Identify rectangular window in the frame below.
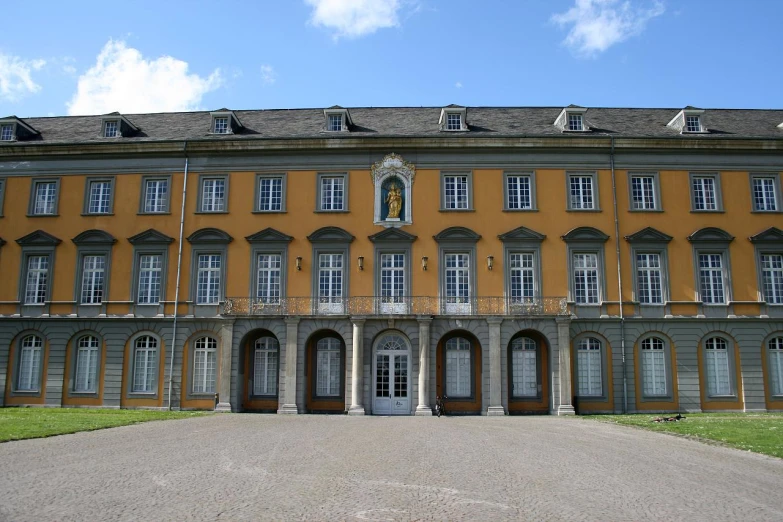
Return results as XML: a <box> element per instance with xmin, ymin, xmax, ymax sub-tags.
<box><xmin>200</xmin><ymin>178</ymin><xmax>226</xmax><ymax>212</ymax></box>
<box><xmin>705</xmin><ymin>343</ymin><xmax>731</xmax><ymax>396</ymax></box>
<box><xmin>256</xmin><ymin>254</ymin><xmax>282</xmax><ymax>304</ymax></box>
<box><xmin>631</xmin><ymin>175</ymin><xmax>656</xmax><ymax>210</ymax></box>
<box><xmin>691</xmin><ymin>175</ymin><xmax>718</xmax><ymax>211</ymax></box>
<box><xmin>133</xmin><ymin>345</ymin><xmax>156</xmax><ymax>393</ymax></box>
<box><xmin>752</xmin><ymin>176</ymin><xmax>778</xmax><ymax>211</ymax></box>
<box><xmin>577</xmin><ymin>340</ymin><xmax>602</xmax><ymax>397</ymax></box>
<box><xmin>446</xmin><ymin>113</ymin><xmax>462</xmax><ymax>130</ymax></box>
<box><xmin>444</xmin><ymin>175</ymin><xmax>469</xmax><ymax>209</ymax></box>
<box><xmin>328</xmin><ymin>114</ymin><xmax>342</xmax><ymax>131</ymax></box>
<box><xmin>196</xmin><ymin>254</ymin><xmax>222</xmax><ymax>304</ymax></box>
<box><xmin>137</xmin><ymin>254</ymin><xmax>163</xmax><ymax>304</ymax></box>
<box><xmin>320</xmin><ymin>176</ymin><xmax>345</xmax><ymax>211</ymax></box>
<box><xmin>569</xmin><ymin>175</ymin><xmax>595</xmax><ymax>210</ymax></box>
<box><xmin>87</xmin><ymin>180</ymin><xmax>112</xmax><ymax>214</ymax></box>
<box><xmin>258</xmin><ymin>176</ymin><xmax>283</xmax><ymax>211</ymax></box>
<box><xmin>192</xmin><ymin>339</ymin><xmax>217</xmax><ymax>394</ymax></box>
<box><xmin>445</xmin><ymin>253</ymin><xmax>471</xmax><ymax>313</ymax></box>
<box><xmin>254</xmin><ymin>340</ymin><xmax>278</xmax><ymax>396</ymax></box>
<box><xmin>685</xmin><ymin>115</ymin><xmax>702</xmax><ymax>132</ymax></box>
<box><xmin>1</xmin><ymin>124</ymin><xmax>14</xmax><ymax>141</ymax></box>
<box><xmin>380</xmin><ymin>253</ymin><xmax>405</xmax><ymax>313</ymax></box>
<box><xmin>17</xmin><ymin>337</ymin><xmax>42</xmax><ymax>391</ymax></box>
<box><xmin>318</xmin><ymin>254</ymin><xmax>343</xmax><ymax>313</ymax></box>
<box><xmin>642</xmin><ymin>345</ymin><xmax>667</xmax><ymax>396</ymax></box>
<box><xmin>573</xmin><ymin>253</ymin><xmax>599</xmax><ymax>304</ymax></box>
<box><xmin>446</xmin><ymin>338</ymin><xmax>471</xmax><ymax>397</ymax></box>
<box><xmin>316</xmin><ymin>344</ymin><xmax>341</xmax><ymax>396</ymax></box>
<box><xmin>33</xmin><ymin>181</ymin><xmax>57</xmax><ymax>215</ymax></box>
<box><xmin>103</xmin><ymin>120</ymin><xmax>119</xmax><ymax>137</ymax></box>
<box><xmin>143</xmin><ymin>178</ymin><xmax>169</xmax><ymax>213</ymax></box>
<box><xmin>24</xmin><ymin>256</ymin><xmax>49</xmax><ymax>305</ymax></box>
<box><xmin>213</xmin><ymin>117</ymin><xmax>229</xmax><ymax>134</ymax></box>
<box><xmin>699</xmin><ymin>254</ymin><xmax>726</xmax><ymax>304</ymax></box>
<box><xmin>75</xmin><ymin>337</ymin><xmax>100</xmax><ymax>393</ymax></box>
<box><xmin>506</xmin><ymin>175</ymin><xmax>532</xmax><ymax>210</ymax></box>
<box><xmin>636</xmin><ymin>253</ymin><xmax>663</xmax><ymax>304</ymax></box>
<box><xmin>761</xmin><ymin>254</ymin><xmax>783</xmax><ymax>304</ymax></box>
<box><xmin>80</xmin><ymin>255</ymin><xmax>106</xmax><ymax>304</ymax></box>
<box><xmin>509</xmin><ymin>253</ymin><xmax>535</xmax><ymax>302</ymax></box>
<box><xmin>568</xmin><ymin>113</ymin><xmax>583</xmax><ymax>131</ymax></box>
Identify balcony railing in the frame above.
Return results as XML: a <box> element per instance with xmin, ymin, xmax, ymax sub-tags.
<box><xmin>220</xmin><ymin>296</ymin><xmax>568</xmax><ymax>317</ymax></box>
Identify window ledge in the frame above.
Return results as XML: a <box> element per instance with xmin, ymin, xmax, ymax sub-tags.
<box><xmin>137</xmin><ymin>212</ymin><xmax>172</xmax><ymax>216</ymax></box>
<box><xmin>502</xmin><ymin>208</ymin><xmax>538</xmax><ymax>212</ymax></box>
<box><xmin>751</xmin><ymin>210</ymin><xmax>782</xmax><ymax>214</ymax></box>
<box><xmin>706</xmin><ymin>395</ymin><xmax>738</xmax><ymax>400</ymax></box>
<box><xmin>26</xmin><ymin>214</ymin><xmax>59</xmax><ymax>218</ymax></box>
<box><xmin>81</xmin><ymin>213</ymin><xmax>115</xmax><ymax>217</ymax></box>
<box><xmin>194</xmin><ymin>210</ymin><xmax>229</xmax><ymax>215</ymax></box>
<box><xmin>314</xmin><ymin>209</ymin><xmax>349</xmax><ymax>213</ymax></box>
<box><xmin>11</xmin><ymin>390</ymin><xmax>41</xmax><ymax>395</ymax></box>
<box><xmin>565</xmin><ymin>209</ymin><xmax>601</xmax><ymax>213</ymax></box>
<box><xmin>70</xmin><ymin>391</ymin><xmax>99</xmax><ymax>396</ymax></box>
<box><xmin>438</xmin><ymin>208</ymin><xmax>475</xmax><ymax>213</ymax></box>
<box><xmin>689</xmin><ymin>210</ymin><xmax>725</xmax><ymax>213</ymax></box>
<box><xmin>128</xmin><ymin>392</ymin><xmax>157</xmax><ymax>398</ymax></box>
<box><xmin>628</xmin><ymin>209</ymin><xmax>664</xmax><ymax>213</ymax></box>
<box><xmin>252</xmin><ymin>210</ymin><xmax>287</xmax><ymax>214</ymax></box>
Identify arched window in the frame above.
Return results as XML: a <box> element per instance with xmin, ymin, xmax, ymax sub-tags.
<box><xmin>17</xmin><ymin>335</ymin><xmax>43</xmax><ymax>391</ymax></box>
<box><xmin>316</xmin><ymin>337</ymin><xmax>341</xmax><ymax>397</ymax></box>
<box><xmin>768</xmin><ymin>337</ymin><xmax>783</xmax><ymax>396</ymax></box>
<box><xmin>446</xmin><ymin>337</ymin><xmax>472</xmax><ymax>397</ymax></box>
<box><xmin>254</xmin><ymin>337</ymin><xmax>279</xmax><ymax>396</ymax></box>
<box><xmin>577</xmin><ymin>337</ymin><xmax>602</xmax><ymax>397</ymax></box>
<box><xmin>133</xmin><ymin>336</ymin><xmax>157</xmax><ymax>393</ymax></box>
<box><xmin>193</xmin><ymin>337</ymin><xmax>217</xmax><ymax>394</ymax></box>
<box><xmin>704</xmin><ymin>337</ymin><xmax>730</xmax><ymax>396</ymax></box>
<box><xmin>640</xmin><ymin>337</ymin><xmax>667</xmax><ymax>397</ymax></box>
<box><xmin>75</xmin><ymin>335</ymin><xmax>100</xmax><ymax>393</ymax></box>
<box><xmin>511</xmin><ymin>337</ymin><xmax>537</xmax><ymax>398</ymax></box>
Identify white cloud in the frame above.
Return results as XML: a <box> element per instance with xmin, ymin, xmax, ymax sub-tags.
<box><xmin>260</xmin><ymin>65</ymin><xmax>277</xmax><ymax>85</ymax></box>
<box><xmin>0</xmin><ymin>53</ymin><xmax>46</xmax><ymax>102</ymax></box>
<box><xmin>66</xmin><ymin>40</ymin><xmax>223</xmax><ymax>115</ymax></box>
<box><xmin>551</xmin><ymin>0</ymin><xmax>664</xmax><ymax>57</ymax></box>
<box><xmin>455</xmin><ymin>81</ymin><xmax>462</xmax><ymax>89</ymax></box>
<box><xmin>305</xmin><ymin>0</ymin><xmax>401</xmax><ymax>39</ymax></box>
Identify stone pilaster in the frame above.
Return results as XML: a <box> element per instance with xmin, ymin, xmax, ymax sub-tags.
<box><xmin>278</xmin><ymin>317</ymin><xmax>300</xmax><ymax>414</ymax></box>
<box><xmin>486</xmin><ymin>317</ymin><xmax>505</xmax><ymax>415</ymax></box>
<box><xmin>415</xmin><ymin>316</ymin><xmax>433</xmax><ymax>415</ymax></box>
<box><xmin>348</xmin><ymin>318</ymin><xmax>366</xmax><ymax>415</ymax></box>
<box><xmin>556</xmin><ymin>316</ymin><xmax>575</xmax><ymax>415</ymax></box>
<box><xmin>215</xmin><ymin>320</ymin><xmax>234</xmax><ymax>412</ymax></box>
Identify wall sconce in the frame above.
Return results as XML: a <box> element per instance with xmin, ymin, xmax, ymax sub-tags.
<box><xmin>421</xmin><ymin>256</ymin><xmax>428</xmax><ymax>271</ymax></box>
<box><xmin>357</xmin><ymin>256</ymin><xmax>364</xmax><ymax>271</ymax></box>
<box><xmin>487</xmin><ymin>255</ymin><xmax>494</xmax><ymax>271</ymax></box>
<box><xmin>295</xmin><ymin>256</ymin><xmax>302</xmax><ymax>271</ymax></box>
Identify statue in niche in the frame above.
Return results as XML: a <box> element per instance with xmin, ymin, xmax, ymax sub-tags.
<box><xmin>385</xmin><ymin>182</ymin><xmax>403</xmax><ymax>219</ymax></box>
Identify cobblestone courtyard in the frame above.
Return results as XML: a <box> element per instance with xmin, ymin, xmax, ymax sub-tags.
<box><xmin>1</xmin><ymin>415</ymin><xmax>781</xmax><ymax>521</ymax></box>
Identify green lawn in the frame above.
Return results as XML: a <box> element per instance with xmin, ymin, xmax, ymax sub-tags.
<box><xmin>0</xmin><ymin>408</ymin><xmax>207</xmax><ymax>442</ymax></box>
<box><xmin>588</xmin><ymin>413</ymin><xmax>783</xmax><ymax>459</ymax></box>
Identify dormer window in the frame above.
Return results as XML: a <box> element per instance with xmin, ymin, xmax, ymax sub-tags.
<box><xmin>323</xmin><ymin>106</ymin><xmax>351</xmax><ymax>132</ymax></box>
<box><xmin>439</xmin><ymin>105</ymin><xmax>468</xmax><ymax>132</ymax></box>
<box><xmin>0</xmin><ymin>124</ymin><xmax>13</xmax><ymax>141</ymax></box>
<box><xmin>103</xmin><ymin>120</ymin><xmax>119</xmax><ymax>138</ymax></box>
<box><xmin>568</xmin><ymin>113</ymin><xmax>584</xmax><ymax>131</ymax></box>
<box><xmin>213</xmin><ymin>117</ymin><xmax>229</xmax><ymax>134</ymax></box>
<box><xmin>555</xmin><ymin>106</ymin><xmax>589</xmax><ymax>132</ymax></box>
<box><xmin>209</xmin><ymin>110</ymin><xmax>243</xmax><ymax>135</ymax></box>
<box><xmin>685</xmin><ymin>115</ymin><xmax>702</xmax><ymax>133</ymax></box>
<box><xmin>667</xmin><ymin>107</ymin><xmax>707</xmax><ymax>134</ymax></box>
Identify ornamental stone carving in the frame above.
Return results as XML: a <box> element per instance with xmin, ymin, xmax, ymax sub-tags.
<box><xmin>371</xmin><ymin>153</ymin><xmax>415</xmax><ymax>227</ymax></box>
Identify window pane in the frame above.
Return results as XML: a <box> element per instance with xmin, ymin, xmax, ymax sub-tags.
<box><xmin>201</xmin><ymin>178</ymin><xmax>225</xmax><ymax>212</ymax></box>
<box><xmin>577</xmin><ymin>338</ymin><xmax>602</xmax><ymax>396</ymax></box>
<box><xmin>17</xmin><ymin>335</ymin><xmax>43</xmax><ymax>391</ymax></box>
<box><xmin>573</xmin><ymin>253</ymin><xmax>599</xmax><ymax>304</ymax></box>
<box><xmin>80</xmin><ymin>255</ymin><xmax>106</xmax><ymax>304</ymax></box>
<box><xmin>636</xmin><ymin>253</ymin><xmax>663</xmax><ymax>304</ymax></box>
<box><xmin>446</xmin><ymin>337</ymin><xmax>471</xmax><ymax>397</ymax></box>
<box><xmin>444</xmin><ymin>176</ymin><xmax>468</xmax><ymax>209</ymax></box>
<box><xmin>138</xmin><ymin>254</ymin><xmax>163</xmax><ymax>304</ymax></box>
<box><xmin>254</xmin><ymin>337</ymin><xmax>279</xmax><ymax>395</ymax></box>
<box><xmin>753</xmin><ymin>177</ymin><xmax>777</xmax><ymax>211</ymax></box>
<box><xmin>75</xmin><ymin>336</ymin><xmax>100</xmax><ymax>393</ymax></box>
<box><xmin>196</xmin><ymin>254</ymin><xmax>222</xmax><ymax>304</ymax></box>
<box><xmin>316</xmin><ymin>338</ymin><xmax>341</xmax><ymax>396</ymax></box>
<box><xmin>506</xmin><ymin>175</ymin><xmax>531</xmax><ymax>209</ymax></box>
<box><xmin>133</xmin><ymin>336</ymin><xmax>157</xmax><ymax>393</ymax></box>
<box><xmin>569</xmin><ymin>176</ymin><xmax>594</xmax><ymax>209</ymax></box>
<box><xmin>193</xmin><ymin>337</ymin><xmax>217</xmax><ymax>394</ymax></box>
<box><xmin>511</xmin><ymin>337</ymin><xmax>537</xmax><ymax>397</ymax></box>
<box><xmin>256</xmin><ymin>254</ymin><xmax>282</xmax><ymax>303</ymax></box>
<box><xmin>34</xmin><ymin>182</ymin><xmax>57</xmax><ymax>214</ymax></box>
<box><xmin>320</xmin><ymin>177</ymin><xmax>344</xmax><ymax>210</ymax></box>
<box><xmin>641</xmin><ymin>338</ymin><xmax>667</xmax><ymax>396</ymax></box>
<box><xmin>699</xmin><ymin>253</ymin><xmax>725</xmax><ymax>304</ymax></box>
<box><xmin>25</xmin><ymin>255</ymin><xmax>49</xmax><ymax>304</ymax></box>
<box><xmin>258</xmin><ymin>177</ymin><xmax>283</xmax><ymax>211</ymax></box>
<box><xmin>692</xmin><ymin>176</ymin><xmax>717</xmax><ymax>210</ymax></box>
<box><xmin>770</xmin><ymin>338</ymin><xmax>783</xmax><ymax>396</ymax></box>
<box><xmin>761</xmin><ymin>254</ymin><xmax>783</xmax><ymax>304</ymax></box>
<box><xmin>88</xmin><ymin>181</ymin><xmax>112</xmax><ymax>213</ymax></box>
<box><xmin>144</xmin><ymin>180</ymin><xmax>168</xmax><ymax>212</ymax></box>
<box><xmin>705</xmin><ymin>338</ymin><xmax>731</xmax><ymax>396</ymax></box>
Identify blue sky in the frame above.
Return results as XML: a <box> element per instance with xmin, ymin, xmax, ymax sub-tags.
<box><xmin>1</xmin><ymin>0</ymin><xmax>781</xmax><ymax>117</ymax></box>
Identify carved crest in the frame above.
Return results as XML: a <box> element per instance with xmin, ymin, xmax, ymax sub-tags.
<box><xmin>370</xmin><ymin>153</ymin><xmax>415</xmax><ymax>185</ymax></box>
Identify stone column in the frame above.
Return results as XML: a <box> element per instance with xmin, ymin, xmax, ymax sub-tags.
<box><xmin>348</xmin><ymin>318</ymin><xmax>365</xmax><ymax>415</ymax></box>
<box><xmin>278</xmin><ymin>317</ymin><xmax>300</xmax><ymax>414</ymax></box>
<box><xmin>486</xmin><ymin>317</ymin><xmax>505</xmax><ymax>415</ymax></box>
<box><xmin>556</xmin><ymin>316</ymin><xmax>575</xmax><ymax>415</ymax></box>
<box><xmin>215</xmin><ymin>320</ymin><xmax>234</xmax><ymax>412</ymax></box>
<box><xmin>415</xmin><ymin>317</ymin><xmax>433</xmax><ymax>415</ymax></box>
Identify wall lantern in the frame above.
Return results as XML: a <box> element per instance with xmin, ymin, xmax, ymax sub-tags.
<box><xmin>295</xmin><ymin>256</ymin><xmax>302</xmax><ymax>271</ymax></box>
<box><xmin>421</xmin><ymin>256</ymin><xmax>428</xmax><ymax>271</ymax></box>
<box><xmin>487</xmin><ymin>255</ymin><xmax>494</xmax><ymax>271</ymax></box>
<box><xmin>357</xmin><ymin>256</ymin><xmax>364</xmax><ymax>271</ymax></box>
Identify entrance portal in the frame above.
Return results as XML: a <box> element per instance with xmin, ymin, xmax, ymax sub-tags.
<box><xmin>372</xmin><ymin>333</ymin><xmax>411</xmax><ymax>415</ymax></box>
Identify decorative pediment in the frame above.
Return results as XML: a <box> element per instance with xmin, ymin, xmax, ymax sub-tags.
<box><xmin>245</xmin><ymin>228</ymin><xmax>293</xmax><ymax>243</ymax></box>
<box><xmin>749</xmin><ymin>227</ymin><xmax>783</xmax><ymax>243</ymax></box>
<box><xmin>369</xmin><ymin>228</ymin><xmax>418</xmax><ymax>243</ymax></box>
<box><xmin>187</xmin><ymin>228</ymin><xmax>233</xmax><ymax>244</ymax></box>
<box><xmin>370</xmin><ymin>153</ymin><xmax>416</xmax><ymax>185</ymax></box>
<box><xmin>498</xmin><ymin>226</ymin><xmax>546</xmax><ymax>243</ymax></box>
<box><xmin>624</xmin><ymin>227</ymin><xmax>673</xmax><ymax>243</ymax></box>
<box><xmin>72</xmin><ymin>229</ymin><xmax>117</xmax><ymax>245</ymax></box>
<box><xmin>307</xmin><ymin>226</ymin><xmax>354</xmax><ymax>243</ymax></box>
<box><xmin>687</xmin><ymin>227</ymin><xmax>734</xmax><ymax>243</ymax></box>
<box><xmin>433</xmin><ymin>226</ymin><xmax>481</xmax><ymax>243</ymax></box>
<box><xmin>128</xmin><ymin>229</ymin><xmax>175</xmax><ymax>245</ymax></box>
<box><xmin>16</xmin><ymin>230</ymin><xmax>62</xmax><ymax>246</ymax></box>
<box><xmin>561</xmin><ymin>227</ymin><xmax>609</xmax><ymax>242</ymax></box>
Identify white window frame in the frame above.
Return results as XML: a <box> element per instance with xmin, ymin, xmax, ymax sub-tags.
<box><xmin>768</xmin><ymin>337</ymin><xmax>783</xmax><ymax>397</ymax></box>
<box><xmin>196</xmin><ymin>254</ymin><xmax>222</xmax><ymax>305</ymax></box>
<box><xmin>318</xmin><ymin>174</ymin><xmax>347</xmax><ymax>212</ymax></box>
<box><xmin>86</xmin><ymin>179</ymin><xmax>113</xmax><ymax>214</ymax></box>
<box><xmin>253</xmin><ymin>337</ymin><xmax>279</xmax><ymax>396</ymax></box>
<box><xmin>256</xmin><ymin>253</ymin><xmax>282</xmax><ymax>304</ymax></box>
<box><xmin>17</xmin><ymin>335</ymin><xmax>43</xmax><ymax>392</ymax></box>
<box><xmin>32</xmin><ymin>180</ymin><xmax>58</xmax><ymax>215</ymax></box>
<box><xmin>504</xmin><ymin>173</ymin><xmax>536</xmax><ymax>211</ymax></box>
<box><xmin>760</xmin><ymin>253</ymin><xmax>783</xmax><ymax>305</ymax></box>
<box><xmin>568</xmin><ymin>113</ymin><xmax>584</xmax><ymax>131</ymax></box>
<box><xmin>445</xmin><ymin>337</ymin><xmax>472</xmax><ymax>398</ymax></box>
<box><xmin>316</xmin><ymin>337</ymin><xmax>342</xmax><ymax>397</ymax></box>
<box><xmin>192</xmin><ymin>337</ymin><xmax>217</xmax><ymax>394</ymax></box>
<box><xmin>137</xmin><ymin>254</ymin><xmax>163</xmax><ymax>304</ymax></box>
<box><xmin>317</xmin><ymin>253</ymin><xmax>344</xmax><ymax>314</ymax></box>
<box><xmin>441</xmin><ymin>173</ymin><xmax>472</xmax><ymax>210</ymax></box>
<box><xmin>141</xmin><ymin>177</ymin><xmax>170</xmax><ymax>214</ymax></box>
<box><xmin>704</xmin><ymin>337</ymin><xmax>731</xmax><ymax>397</ymax></box>
<box><xmin>256</xmin><ymin>175</ymin><xmax>284</xmax><ymax>212</ymax></box>
<box><xmin>629</xmin><ymin>173</ymin><xmax>659</xmax><ymax>211</ymax></box>
<box><xmin>74</xmin><ymin>335</ymin><xmax>100</xmax><ymax>393</ymax></box>
<box><xmin>213</xmin><ymin>117</ymin><xmax>229</xmax><ymax>134</ymax></box>
<box><xmin>576</xmin><ymin>337</ymin><xmax>603</xmax><ymax>397</ymax></box>
<box><xmin>0</xmin><ymin>124</ymin><xmax>14</xmax><ymax>141</ymax></box>
<box><xmin>509</xmin><ymin>252</ymin><xmax>536</xmax><ymax>303</ymax></box>
<box><xmin>103</xmin><ymin>120</ymin><xmax>119</xmax><ymax>138</ymax></box>
<box><xmin>640</xmin><ymin>337</ymin><xmax>668</xmax><ymax>398</ymax></box>
<box><xmin>80</xmin><ymin>255</ymin><xmax>106</xmax><ymax>305</ymax></box>
<box><xmin>750</xmin><ymin>174</ymin><xmax>781</xmax><ymax>212</ymax></box>
<box><xmin>685</xmin><ymin>115</ymin><xmax>702</xmax><ymax>133</ymax></box>
<box><xmin>24</xmin><ymin>255</ymin><xmax>50</xmax><ymax>305</ymax></box>
<box><xmin>132</xmin><ymin>336</ymin><xmax>157</xmax><ymax>393</ymax></box>
<box><xmin>567</xmin><ymin>172</ymin><xmax>598</xmax><ymax>210</ymax></box>
<box><xmin>199</xmin><ymin>177</ymin><xmax>226</xmax><ymax>213</ymax></box>
<box><xmin>510</xmin><ymin>337</ymin><xmax>538</xmax><ymax>398</ymax></box>
<box><xmin>690</xmin><ymin>173</ymin><xmax>722</xmax><ymax>212</ymax></box>
<box><xmin>698</xmin><ymin>253</ymin><xmax>727</xmax><ymax>304</ymax></box>
<box><xmin>444</xmin><ymin>252</ymin><xmax>471</xmax><ymax>314</ymax></box>
<box><xmin>379</xmin><ymin>253</ymin><xmax>406</xmax><ymax>314</ymax></box>
<box><xmin>636</xmin><ymin>252</ymin><xmax>664</xmax><ymax>305</ymax></box>
<box><xmin>572</xmin><ymin>253</ymin><xmax>600</xmax><ymax>304</ymax></box>
<box><xmin>446</xmin><ymin>113</ymin><xmax>462</xmax><ymax>131</ymax></box>
<box><xmin>327</xmin><ymin>114</ymin><xmax>343</xmax><ymax>132</ymax></box>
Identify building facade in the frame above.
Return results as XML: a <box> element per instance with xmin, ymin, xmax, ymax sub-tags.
<box><xmin>1</xmin><ymin>105</ymin><xmax>782</xmax><ymax>415</ymax></box>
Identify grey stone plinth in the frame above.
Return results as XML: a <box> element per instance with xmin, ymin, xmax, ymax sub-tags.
<box><xmin>487</xmin><ymin>406</ymin><xmax>506</xmax><ymax>416</ymax></box>
<box><xmin>277</xmin><ymin>404</ymin><xmax>299</xmax><ymax>414</ymax></box>
<box><xmin>214</xmin><ymin>402</ymin><xmax>232</xmax><ymax>412</ymax></box>
<box><xmin>415</xmin><ymin>406</ymin><xmax>433</xmax><ymax>416</ymax></box>
<box><xmin>347</xmin><ymin>406</ymin><xmax>366</xmax><ymax>416</ymax></box>
<box><xmin>557</xmin><ymin>405</ymin><xmax>576</xmax><ymax>416</ymax></box>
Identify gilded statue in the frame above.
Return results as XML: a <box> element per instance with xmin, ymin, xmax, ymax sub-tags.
<box><xmin>386</xmin><ymin>182</ymin><xmax>402</xmax><ymax>219</ymax></box>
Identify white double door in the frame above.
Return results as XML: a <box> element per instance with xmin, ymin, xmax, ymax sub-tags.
<box><xmin>373</xmin><ymin>349</ymin><xmax>410</xmax><ymax>415</ymax></box>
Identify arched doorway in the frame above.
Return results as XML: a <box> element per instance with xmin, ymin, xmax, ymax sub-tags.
<box><xmin>305</xmin><ymin>330</ymin><xmax>346</xmax><ymax>413</ymax></box>
<box><xmin>372</xmin><ymin>332</ymin><xmax>412</xmax><ymax>415</ymax></box>
<box><xmin>241</xmin><ymin>329</ymin><xmax>280</xmax><ymax>412</ymax></box>
<box><xmin>436</xmin><ymin>331</ymin><xmax>482</xmax><ymax>414</ymax></box>
<box><xmin>507</xmin><ymin>330</ymin><xmax>549</xmax><ymax>414</ymax></box>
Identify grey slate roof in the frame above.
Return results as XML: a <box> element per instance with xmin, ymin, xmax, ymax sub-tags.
<box><xmin>3</xmin><ymin>107</ymin><xmax>783</xmax><ymax>146</ymax></box>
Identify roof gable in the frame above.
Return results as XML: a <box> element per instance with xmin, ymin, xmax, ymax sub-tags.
<box><xmin>368</xmin><ymin>228</ymin><xmax>418</xmax><ymax>243</ymax></box>
<box><xmin>307</xmin><ymin>226</ymin><xmax>354</xmax><ymax>243</ymax></box>
<box><xmin>128</xmin><ymin>229</ymin><xmax>175</xmax><ymax>245</ymax></box>
<box><xmin>561</xmin><ymin>227</ymin><xmax>609</xmax><ymax>242</ymax></box>
<box><xmin>498</xmin><ymin>226</ymin><xmax>546</xmax><ymax>242</ymax></box>
<box><xmin>187</xmin><ymin>228</ymin><xmax>233</xmax><ymax>244</ymax></box>
<box><xmin>624</xmin><ymin>227</ymin><xmax>673</xmax><ymax>243</ymax></box>
<box><xmin>749</xmin><ymin>227</ymin><xmax>783</xmax><ymax>243</ymax></box>
<box><xmin>16</xmin><ymin>230</ymin><xmax>62</xmax><ymax>246</ymax></box>
<box><xmin>245</xmin><ymin>228</ymin><xmax>293</xmax><ymax>243</ymax></box>
<box><xmin>687</xmin><ymin>227</ymin><xmax>734</xmax><ymax>243</ymax></box>
<box><xmin>72</xmin><ymin>229</ymin><xmax>117</xmax><ymax>245</ymax></box>
<box><xmin>433</xmin><ymin>226</ymin><xmax>481</xmax><ymax>242</ymax></box>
